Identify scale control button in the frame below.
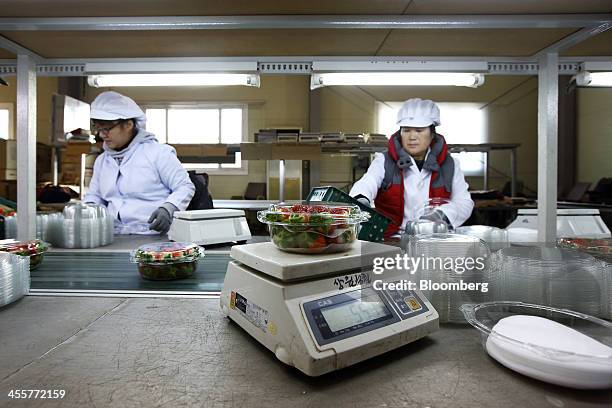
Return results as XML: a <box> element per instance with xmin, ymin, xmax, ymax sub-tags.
<box><xmin>405</xmin><ymin>297</ymin><xmax>422</xmax><ymax>311</ymax></box>
<box><xmin>397</xmin><ymin>302</ymin><xmax>411</xmax><ymax>314</ymax></box>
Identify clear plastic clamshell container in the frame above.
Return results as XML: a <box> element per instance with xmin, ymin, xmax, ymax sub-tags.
<box><xmin>454</xmin><ymin>225</ymin><xmax>509</xmax><ymax>252</ymax></box>
<box><xmin>60</xmin><ymin>202</ymin><xmax>114</xmax><ymax>248</ymax></box>
<box><xmin>0</xmin><ymin>239</ymin><xmax>49</xmax><ymax>270</ymax></box>
<box><xmin>257</xmin><ymin>202</ymin><xmax>369</xmax><ymax>254</ymax></box>
<box><xmin>461</xmin><ymin>301</ymin><xmax>612</xmax><ymax>389</ymax></box>
<box><xmin>557</xmin><ymin>238</ymin><xmax>612</xmax><ymax>263</ymax></box>
<box><xmin>0</xmin><ymin>251</ymin><xmax>30</xmax><ymax>308</ymax></box>
<box><xmin>131</xmin><ymin>242</ymin><xmax>202</xmax><ymax>281</ymax></box>
<box><xmin>489</xmin><ymin>246</ymin><xmax>610</xmax><ymax>319</ymax></box>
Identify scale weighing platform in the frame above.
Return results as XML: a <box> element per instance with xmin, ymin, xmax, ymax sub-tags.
<box><xmin>220</xmin><ymin>241</ymin><xmax>439</xmax><ymax>376</ymax></box>
<box><xmin>507</xmin><ymin>208</ymin><xmax>611</xmax><ymax>239</ymax></box>
<box><xmin>168</xmin><ymin>209</ymin><xmax>252</xmax><ymax>245</ymax></box>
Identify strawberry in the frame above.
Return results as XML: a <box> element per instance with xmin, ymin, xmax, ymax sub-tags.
<box><xmin>329</xmin><ymin>207</ymin><xmax>349</xmax><ymax>215</ymax></box>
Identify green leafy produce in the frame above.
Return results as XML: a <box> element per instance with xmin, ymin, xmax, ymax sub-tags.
<box><xmin>138</xmin><ymin>261</ymin><xmax>197</xmax><ymax>281</ymax></box>
<box><xmin>0</xmin><ymin>239</ymin><xmax>48</xmax><ymax>270</ymax></box>
<box><xmin>260</xmin><ymin>203</ymin><xmax>364</xmax><ymax>254</ymax></box>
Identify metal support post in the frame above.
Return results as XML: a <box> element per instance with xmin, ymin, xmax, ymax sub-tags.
<box><xmin>16</xmin><ymin>54</ymin><xmax>37</xmax><ymax>241</ymax></box>
<box><xmin>510</xmin><ymin>148</ymin><xmax>517</xmax><ymax>197</ymax></box>
<box><xmin>279</xmin><ymin>159</ymin><xmax>285</xmax><ymax>203</ymax></box>
<box><xmin>537</xmin><ymin>52</ymin><xmax>559</xmax><ymax>243</ymax></box>
<box><xmin>483</xmin><ymin>150</ymin><xmax>489</xmax><ymax>190</ymax></box>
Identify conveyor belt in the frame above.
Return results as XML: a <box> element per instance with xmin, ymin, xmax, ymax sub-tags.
<box><xmin>29</xmin><ymin>251</ymin><xmax>231</xmax><ymax>298</ymax></box>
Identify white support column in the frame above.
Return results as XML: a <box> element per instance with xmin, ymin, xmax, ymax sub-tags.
<box><xmin>16</xmin><ymin>54</ymin><xmax>37</xmax><ymax>241</ymax></box>
<box><xmin>537</xmin><ymin>52</ymin><xmax>558</xmax><ymax>243</ymax></box>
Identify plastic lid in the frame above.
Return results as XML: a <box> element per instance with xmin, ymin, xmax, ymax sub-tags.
<box><xmin>0</xmin><ymin>239</ymin><xmax>49</xmax><ymax>256</ymax></box>
<box><xmin>131</xmin><ymin>242</ymin><xmax>202</xmax><ymax>264</ymax></box>
<box><xmin>63</xmin><ymin>202</ymin><xmax>110</xmax><ymax>220</ymax></box>
<box><xmin>257</xmin><ymin>202</ymin><xmax>369</xmax><ymax>226</ymax></box>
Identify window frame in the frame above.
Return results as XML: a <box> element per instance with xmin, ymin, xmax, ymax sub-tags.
<box><xmin>142</xmin><ymin>102</ymin><xmax>249</xmax><ymax>176</ymax></box>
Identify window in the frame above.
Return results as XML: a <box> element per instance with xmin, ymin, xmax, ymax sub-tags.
<box><xmin>144</xmin><ymin>104</ymin><xmax>247</xmax><ymax>174</ymax></box>
<box><xmin>0</xmin><ymin>103</ymin><xmax>14</xmax><ymax>140</ymax></box>
<box><xmin>376</xmin><ymin>102</ymin><xmax>486</xmax><ymax>175</ymax></box>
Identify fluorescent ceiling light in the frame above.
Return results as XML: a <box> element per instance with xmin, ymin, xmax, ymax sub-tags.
<box><xmin>575</xmin><ymin>71</ymin><xmax>612</xmax><ymax>87</ymax></box>
<box><xmin>88</xmin><ymin>73</ymin><xmax>260</xmax><ymax>88</ymax></box>
<box><xmin>310</xmin><ymin>72</ymin><xmax>485</xmax><ymax>89</ymax></box>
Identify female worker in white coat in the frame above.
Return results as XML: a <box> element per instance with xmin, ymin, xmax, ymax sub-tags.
<box><xmin>84</xmin><ymin>91</ymin><xmax>195</xmax><ymax>235</ymax></box>
<box><xmin>350</xmin><ymin>98</ymin><xmax>473</xmax><ymax>238</ymax></box>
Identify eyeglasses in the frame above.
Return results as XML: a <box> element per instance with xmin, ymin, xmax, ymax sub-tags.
<box><xmin>91</xmin><ymin>120</ymin><xmax>123</xmax><ymax>135</ymax></box>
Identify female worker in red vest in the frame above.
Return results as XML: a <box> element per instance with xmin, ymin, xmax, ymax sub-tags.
<box><xmin>350</xmin><ymin>98</ymin><xmax>474</xmax><ymax>238</ymax></box>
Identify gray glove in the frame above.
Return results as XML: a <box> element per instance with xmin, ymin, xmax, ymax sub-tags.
<box><xmin>148</xmin><ymin>202</ymin><xmax>178</xmax><ymax>234</ymax></box>
<box><xmin>419</xmin><ymin>208</ymin><xmax>447</xmax><ymax>224</ymax></box>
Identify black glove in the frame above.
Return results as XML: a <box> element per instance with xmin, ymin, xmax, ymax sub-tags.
<box><xmin>148</xmin><ymin>203</ymin><xmax>178</xmax><ymax>234</ymax></box>
<box><xmin>353</xmin><ymin>194</ymin><xmax>371</xmax><ymax>207</ymax></box>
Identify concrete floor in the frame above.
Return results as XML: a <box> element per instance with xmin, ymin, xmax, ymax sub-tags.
<box><xmin>1</xmin><ymin>296</ymin><xmax>611</xmax><ymax>408</ymax></box>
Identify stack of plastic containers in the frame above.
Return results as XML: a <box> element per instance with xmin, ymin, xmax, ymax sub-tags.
<box><xmin>36</xmin><ymin>213</ymin><xmax>64</xmax><ymax>242</ymax></box>
<box><xmin>407</xmin><ymin>233</ymin><xmax>492</xmax><ymax>323</ymax></box>
<box><xmin>57</xmin><ymin>203</ymin><xmax>114</xmax><ymax>248</ymax></box>
<box><xmin>489</xmin><ymin>246</ymin><xmax>610</xmax><ymax>319</ymax></box>
<box><xmin>3</xmin><ymin>205</ymin><xmax>113</xmax><ymax>248</ymax></box>
<box><xmin>0</xmin><ymin>252</ymin><xmax>30</xmax><ymax>308</ymax></box>
<box><xmin>454</xmin><ymin>226</ymin><xmax>509</xmax><ymax>252</ymax></box>
<box><xmin>3</xmin><ymin>213</ymin><xmax>64</xmax><ymax>242</ymax></box>
<box><xmin>3</xmin><ymin>214</ymin><xmax>17</xmax><ymax>239</ymax></box>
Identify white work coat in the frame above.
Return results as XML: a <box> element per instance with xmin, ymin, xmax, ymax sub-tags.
<box><xmin>349</xmin><ymin>151</ymin><xmax>474</xmax><ymax>230</ymax></box>
<box><xmin>84</xmin><ymin>139</ymin><xmax>195</xmax><ymax>235</ymax></box>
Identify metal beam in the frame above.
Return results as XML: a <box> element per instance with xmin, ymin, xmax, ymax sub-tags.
<box><xmin>533</xmin><ymin>23</ymin><xmax>612</xmax><ymax>57</ymax></box>
<box><xmin>537</xmin><ymin>52</ymin><xmax>559</xmax><ymax>244</ymax></box>
<box><xmin>0</xmin><ymin>56</ymin><xmax>598</xmax><ymax>76</ymax></box>
<box><xmin>0</xmin><ymin>14</ymin><xmax>610</xmax><ymax>31</ymax></box>
<box><xmin>16</xmin><ymin>54</ymin><xmax>37</xmax><ymax>241</ymax></box>
<box><xmin>0</xmin><ymin>35</ymin><xmax>43</xmax><ymax>62</ymax></box>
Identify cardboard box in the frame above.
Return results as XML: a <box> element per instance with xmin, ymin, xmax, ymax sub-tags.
<box><xmin>0</xmin><ymin>169</ymin><xmax>16</xmax><ymax>181</ymax></box>
<box><xmin>0</xmin><ymin>180</ymin><xmax>17</xmax><ymax>201</ymax></box>
<box><xmin>62</xmin><ymin>142</ymin><xmax>94</xmax><ymax>164</ymax></box>
<box><xmin>0</xmin><ymin>139</ymin><xmax>17</xmax><ymax>170</ymax></box>
<box><xmin>37</xmin><ymin>143</ymin><xmax>53</xmax><ymax>178</ymax></box>
<box><xmin>60</xmin><ymin>163</ymin><xmax>79</xmax><ymax>185</ymax></box>
<box><xmin>0</xmin><ymin>142</ymin><xmax>54</xmax><ymax>182</ymax></box>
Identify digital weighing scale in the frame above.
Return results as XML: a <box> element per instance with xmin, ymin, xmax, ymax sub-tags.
<box><xmin>220</xmin><ymin>241</ymin><xmax>439</xmax><ymax>376</ymax></box>
<box><xmin>506</xmin><ymin>208</ymin><xmax>611</xmax><ymax>239</ymax></box>
<box><xmin>168</xmin><ymin>209</ymin><xmax>252</xmax><ymax>245</ymax></box>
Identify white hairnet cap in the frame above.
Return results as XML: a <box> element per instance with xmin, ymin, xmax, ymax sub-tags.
<box><xmin>396</xmin><ymin>98</ymin><xmax>441</xmax><ymax>127</ymax></box>
<box><xmin>90</xmin><ymin>91</ymin><xmax>146</xmax><ymax>128</ymax></box>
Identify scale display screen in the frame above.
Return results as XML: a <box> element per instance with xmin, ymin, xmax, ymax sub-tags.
<box><xmin>308</xmin><ymin>187</ymin><xmax>328</xmax><ymax>202</ymax></box>
<box><xmin>302</xmin><ymin>288</ymin><xmax>400</xmax><ymax>346</ymax></box>
<box><xmin>321</xmin><ymin>297</ymin><xmax>389</xmax><ymax>332</ymax></box>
